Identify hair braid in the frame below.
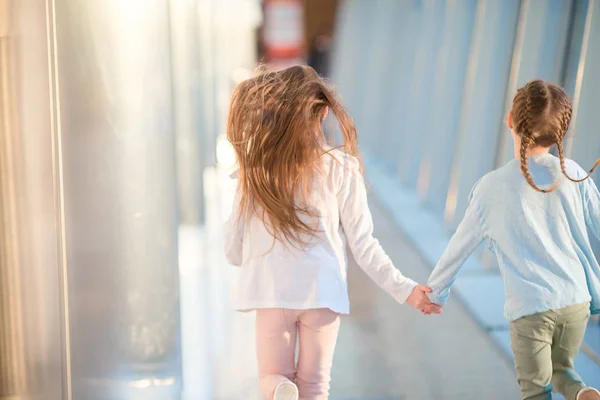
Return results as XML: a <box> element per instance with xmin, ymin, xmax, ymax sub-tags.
<box><xmin>553</xmin><ymin>104</ymin><xmax>600</xmax><ymax>183</ymax></box>
<box><xmin>521</xmin><ymin>94</ymin><xmax>549</xmax><ymax>192</ymax></box>
<box><xmin>518</xmin><ymin>88</ymin><xmax>562</xmax><ymax>193</ymax></box>
<box><xmin>519</xmin><ymin>136</ymin><xmax>542</xmax><ymax>192</ymax></box>
<box><xmin>555</xmin><ymin>105</ymin><xmax>576</xmax><ymax>179</ymax></box>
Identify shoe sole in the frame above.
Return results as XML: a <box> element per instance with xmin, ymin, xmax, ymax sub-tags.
<box><xmin>273</xmin><ymin>382</ymin><xmax>298</xmax><ymax>400</ymax></box>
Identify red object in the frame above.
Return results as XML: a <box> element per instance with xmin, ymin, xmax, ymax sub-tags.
<box><xmin>262</xmin><ymin>0</ymin><xmax>305</xmax><ymax>62</ymax></box>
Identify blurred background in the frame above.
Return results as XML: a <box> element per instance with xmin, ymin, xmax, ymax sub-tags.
<box><xmin>1</xmin><ymin>0</ymin><xmax>600</xmax><ymax>399</ymax></box>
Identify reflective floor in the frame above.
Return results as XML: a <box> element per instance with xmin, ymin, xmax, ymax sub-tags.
<box><xmin>179</xmin><ymin>166</ymin><xmax>521</xmax><ymax>400</ymax></box>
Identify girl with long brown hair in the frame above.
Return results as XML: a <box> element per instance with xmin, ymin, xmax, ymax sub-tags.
<box><xmin>427</xmin><ymin>80</ymin><xmax>600</xmax><ymax>400</ymax></box>
<box><xmin>224</xmin><ymin>65</ymin><xmax>440</xmax><ymax>400</ymax></box>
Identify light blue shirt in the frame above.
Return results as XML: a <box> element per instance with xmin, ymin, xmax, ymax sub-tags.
<box><xmin>428</xmin><ymin>153</ymin><xmax>600</xmax><ymax>321</ymax></box>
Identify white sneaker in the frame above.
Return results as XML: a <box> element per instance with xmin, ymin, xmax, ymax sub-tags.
<box><xmin>272</xmin><ymin>380</ymin><xmax>299</xmax><ymax>400</ymax></box>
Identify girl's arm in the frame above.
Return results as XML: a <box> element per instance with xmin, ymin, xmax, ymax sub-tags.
<box><xmin>427</xmin><ymin>188</ymin><xmax>485</xmax><ymax>306</ymax></box>
<box><xmin>338</xmin><ymin>159</ymin><xmax>418</xmax><ymax>304</ymax></box>
<box><xmin>582</xmin><ymin>177</ymin><xmax>600</xmax><ymax>314</ymax></box>
<box><xmin>224</xmin><ymin>189</ymin><xmax>244</xmax><ymax>266</ymax></box>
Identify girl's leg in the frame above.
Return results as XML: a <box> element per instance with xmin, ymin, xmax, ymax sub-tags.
<box><xmin>256</xmin><ymin>308</ymin><xmax>299</xmax><ymax>400</ymax></box>
<box><xmin>296</xmin><ymin>308</ymin><xmax>340</xmax><ymax>400</ymax></box>
<box><xmin>551</xmin><ymin>303</ymin><xmax>591</xmax><ymax>400</ymax></box>
<box><xmin>509</xmin><ymin>312</ymin><xmax>555</xmax><ymax>400</ymax></box>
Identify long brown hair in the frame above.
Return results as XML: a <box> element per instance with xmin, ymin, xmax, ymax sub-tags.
<box><xmin>227</xmin><ymin>65</ymin><xmax>361</xmax><ymax>246</ymax></box>
<box><xmin>511</xmin><ymin>79</ymin><xmax>600</xmax><ymax>193</ymax></box>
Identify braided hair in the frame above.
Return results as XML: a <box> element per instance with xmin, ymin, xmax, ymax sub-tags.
<box><xmin>511</xmin><ymin>80</ymin><xmax>600</xmax><ymax>193</ymax></box>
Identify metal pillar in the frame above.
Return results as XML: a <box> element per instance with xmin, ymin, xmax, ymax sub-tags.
<box><xmin>0</xmin><ymin>3</ymin><xmax>41</xmax><ymax>397</ymax></box>
<box><xmin>170</xmin><ymin>0</ymin><xmax>205</xmax><ymax>225</ymax></box>
<box><xmin>1</xmin><ymin>0</ymin><xmax>65</xmax><ymax>399</ymax></box>
<box><xmin>49</xmin><ymin>0</ymin><xmax>181</xmax><ymax>398</ymax></box>
<box><xmin>198</xmin><ymin>0</ymin><xmax>217</xmax><ymax>168</ymax></box>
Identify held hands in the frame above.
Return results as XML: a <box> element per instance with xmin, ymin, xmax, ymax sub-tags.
<box><xmin>406</xmin><ymin>284</ymin><xmax>443</xmax><ymax>315</ymax></box>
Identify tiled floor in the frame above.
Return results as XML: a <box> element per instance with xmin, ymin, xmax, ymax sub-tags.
<box><xmin>180</xmin><ymin>166</ymin><xmax>522</xmax><ymax>399</ymax></box>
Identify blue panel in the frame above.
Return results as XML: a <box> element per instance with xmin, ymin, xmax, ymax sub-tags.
<box><xmin>569</xmin><ymin>0</ymin><xmax>600</xmax><ymax>260</ymax></box>
<box><xmin>330</xmin><ymin>0</ymin><xmax>356</xmax><ymax>94</ymax></box>
<box><xmin>366</xmin><ymin>1</ymin><xmax>417</xmax><ymax>159</ymax></box>
<box><xmin>329</xmin><ymin>0</ymin><xmax>358</xmax><ymax>146</ymax></box>
<box><xmin>444</xmin><ymin>0</ymin><xmax>521</xmax><ymax>229</ymax></box>
<box><xmin>345</xmin><ymin>2</ymin><xmax>378</xmax><ymax>125</ymax></box>
<box><xmin>397</xmin><ymin>0</ymin><xmax>446</xmax><ymax>188</ymax></box>
<box><xmin>418</xmin><ymin>0</ymin><xmax>478</xmax><ymax>216</ymax></box>
<box><xmin>516</xmin><ymin>0</ymin><xmax>572</xmax><ymax>85</ymax></box>
<box><xmin>569</xmin><ymin>1</ymin><xmax>600</xmax><ymax>172</ymax></box>
<box><xmin>332</xmin><ymin>0</ymin><xmax>370</xmax><ymax>116</ymax></box>
<box><xmin>496</xmin><ymin>0</ymin><xmax>573</xmax><ymax>166</ymax></box>
<box><xmin>357</xmin><ymin>1</ymin><xmax>403</xmax><ymax>153</ymax></box>
<box><xmin>562</xmin><ymin>0</ymin><xmax>590</xmax><ymax>96</ymax></box>
<box><xmin>378</xmin><ymin>1</ymin><xmax>423</xmax><ymax>174</ymax></box>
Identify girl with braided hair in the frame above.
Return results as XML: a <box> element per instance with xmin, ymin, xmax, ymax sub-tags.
<box><xmin>426</xmin><ymin>80</ymin><xmax>600</xmax><ymax>400</ymax></box>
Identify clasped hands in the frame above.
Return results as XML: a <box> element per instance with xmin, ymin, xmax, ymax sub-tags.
<box><xmin>406</xmin><ymin>284</ymin><xmax>443</xmax><ymax>315</ymax></box>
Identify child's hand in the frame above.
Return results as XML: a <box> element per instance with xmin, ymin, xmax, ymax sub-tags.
<box><xmin>406</xmin><ymin>284</ymin><xmax>442</xmax><ymax>314</ymax></box>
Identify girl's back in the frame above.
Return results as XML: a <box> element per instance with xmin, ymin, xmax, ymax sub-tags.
<box><xmin>427</xmin><ymin>79</ymin><xmax>600</xmax><ymax>322</ymax></box>
<box><xmin>227</xmin><ymin>150</ymin><xmax>359</xmax><ymax>313</ymax></box>
<box><xmin>472</xmin><ymin>154</ymin><xmax>600</xmax><ymax>320</ymax></box>
<box><xmin>224</xmin><ymin>65</ymin><xmax>425</xmax><ymax>317</ymax></box>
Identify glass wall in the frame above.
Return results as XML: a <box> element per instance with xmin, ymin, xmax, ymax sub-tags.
<box><xmin>333</xmin><ymin>0</ymin><xmax>600</xmax><ymax>233</ymax></box>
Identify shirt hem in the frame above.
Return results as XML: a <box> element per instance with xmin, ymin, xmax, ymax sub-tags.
<box><xmin>505</xmin><ymin>295</ymin><xmax>592</xmax><ymax>321</ymax></box>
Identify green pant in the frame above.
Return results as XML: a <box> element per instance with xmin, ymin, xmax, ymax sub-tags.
<box><xmin>510</xmin><ymin>302</ymin><xmax>591</xmax><ymax>400</ymax></box>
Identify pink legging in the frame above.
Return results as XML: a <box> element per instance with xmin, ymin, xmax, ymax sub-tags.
<box><xmin>256</xmin><ymin>308</ymin><xmax>340</xmax><ymax>400</ymax></box>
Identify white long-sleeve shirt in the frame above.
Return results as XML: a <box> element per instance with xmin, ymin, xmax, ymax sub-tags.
<box><xmin>224</xmin><ymin>149</ymin><xmax>417</xmax><ymax>314</ymax></box>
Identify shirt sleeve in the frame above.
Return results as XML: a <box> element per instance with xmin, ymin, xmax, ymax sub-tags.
<box><xmin>338</xmin><ymin>158</ymin><xmax>417</xmax><ymax>304</ymax></box>
<box><xmin>582</xmin><ymin>177</ymin><xmax>600</xmax><ymax>315</ymax></box>
<box><xmin>583</xmin><ymin>177</ymin><xmax>600</xmax><ymax>242</ymax></box>
<box><xmin>224</xmin><ymin>189</ymin><xmax>244</xmax><ymax>266</ymax></box>
<box><xmin>427</xmin><ymin>184</ymin><xmax>485</xmax><ymax>305</ymax></box>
